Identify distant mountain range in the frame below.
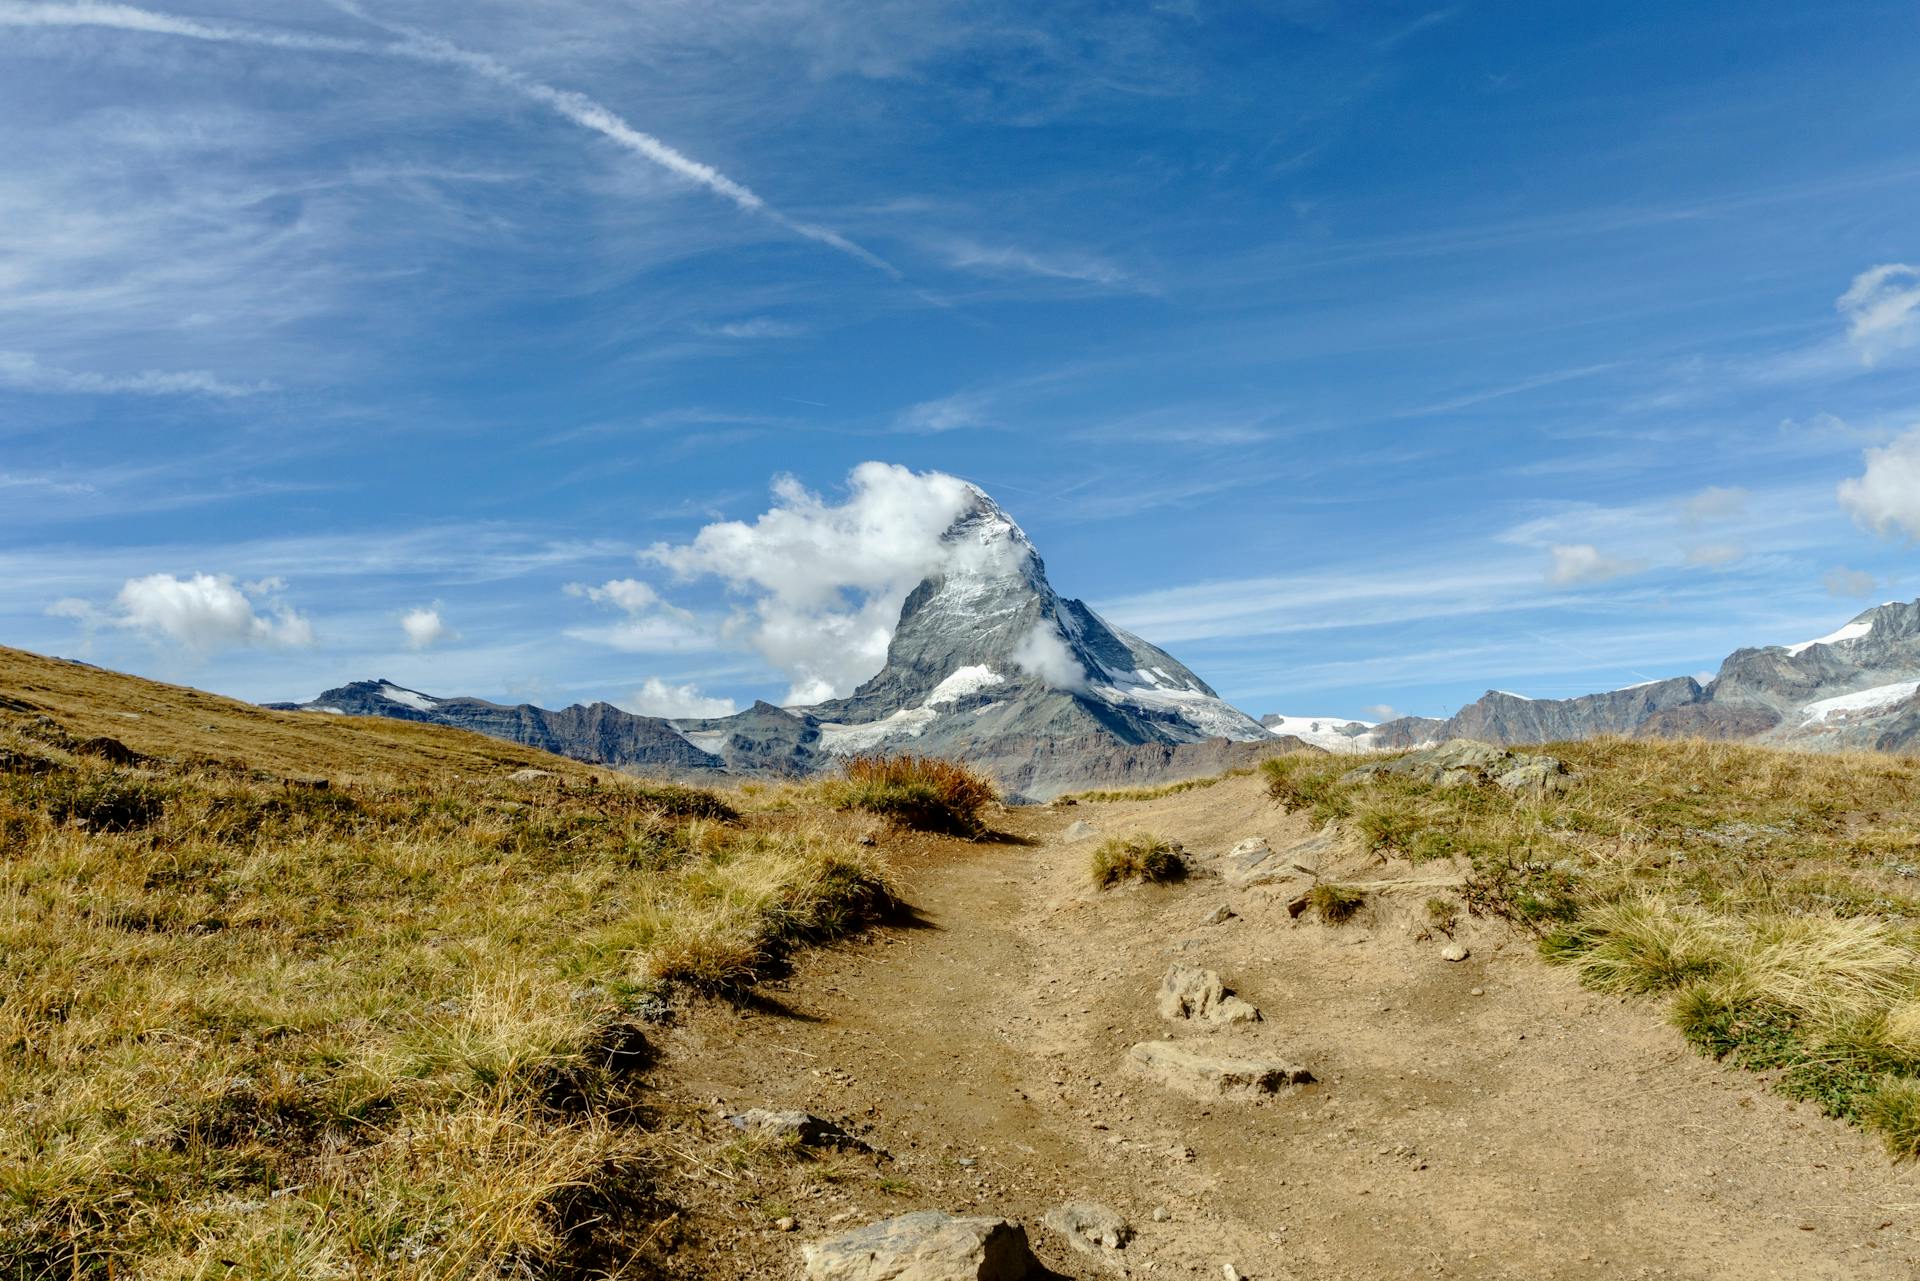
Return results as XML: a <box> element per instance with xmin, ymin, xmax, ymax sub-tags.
<box><xmin>1338</xmin><ymin>599</ymin><xmax>1920</xmax><ymax>754</ymax></box>
<box><xmin>269</xmin><ymin>485</ymin><xmax>1920</xmax><ymax>789</ymax></box>
<box><xmin>269</xmin><ymin>486</ymin><xmax>1304</xmax><ymax>799</ymax></box>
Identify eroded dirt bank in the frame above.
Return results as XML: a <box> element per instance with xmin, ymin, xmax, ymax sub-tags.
<box><xmin>647</xmin><ymin>774</ymin><xmax>1920</xmax><ymax>1279</ymax></box>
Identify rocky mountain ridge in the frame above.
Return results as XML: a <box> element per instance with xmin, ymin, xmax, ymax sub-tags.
<box><xmin>1365</xmin><ymin>600</ymin><xmax>1920</xmax><ymax>753</ymax></box>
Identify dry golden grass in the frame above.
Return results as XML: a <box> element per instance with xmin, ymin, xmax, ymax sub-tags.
<box><xmin>821</xmin><ymin>753</ymin><xmax>998</xmax><ymax>836</ymax></box>
<box><xmin>1088</xmin><ymin>833</ymin><xmax>1187</xmax><ymax>887</ymax></box>
<box><xmin>0</xmin><ymin>664</ymin><xmax>895</xmax><ymax>1278</ymax></box>
<box><xmin>1263</xmin><ymin>736</ymin><xmax>1920</xmax><ymax>1155</ymax></box>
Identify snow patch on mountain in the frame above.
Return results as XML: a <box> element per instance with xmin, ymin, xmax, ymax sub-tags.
<box><xmin>1262</xmin><ymin>714</ymin><xmax>1378</xmax><ymax>753</ymax></box>
<box><xmin>379</xmin><ymin>683</ymin><xmax>437</xmax><ymax>712</ymax></box>
<box><xmin>1786</xmin><ymin>618</ymin><xmax>1875</xmax><ymax>656</ymax></box>
<box><xmin>925</xmin><ymin>665</ymin><xmax>1004</xmax><ymax>705</ymax></box>
<box><xmin>1801</xmin><ymin>680</ymin><xmax>1920</xmax><ymax>723</ymax></box>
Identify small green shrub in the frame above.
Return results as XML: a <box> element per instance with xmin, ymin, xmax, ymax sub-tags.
<box><xmin>1090</xmin><ymin>834</ymin><xmax>1187</xmax><ymax>887</ymax></box>
<box><xmin>1308</xmin><ymin>882</ymin><xmax>1366</xmax><ymax>924</ymax></box>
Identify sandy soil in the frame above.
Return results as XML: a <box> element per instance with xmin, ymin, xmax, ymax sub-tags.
<box><xmin>647</xmin><ymin>774</ymin><xmax>1920</xmax><ymax>1279</ymax></box>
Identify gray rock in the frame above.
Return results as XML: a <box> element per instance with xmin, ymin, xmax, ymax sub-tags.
<box><xmin>728</xmin><ymin>1108</ymin><xmax>862</xmax><ymax>1149</ymax></box>
<box><xmin>508</xmin><ymin>768</ymin><xmax>556</xmax><ymax>783</ymax></box>
<box><xmin>1217</xmin><ymin>835</ymin><xmax>1309</xmax><ymax>888</ymax></box>
<box><xmin>802</xmin><ymin>1211</ymin><xmax>1037</xmax><ymax>1281</ymax></box>
<box><xmin>1042</xmin><ymin>1201</ymin><xmax>1131</xmax><ymax>1255</ymax></box>
<box><xmin>1201</xmin><ymin>904</ymin><xmax>1235</xmax><ymax>926</ymax></box>
<box><xmin>1440</xmin><ymin>942</ymin><xmax>1470</xmax><ymax>962</ymax></box>
<box><xmin>1157</xmin><ymin>964</ymin><xmax>1262</xmax><ymax>1025</ymax></box>
<box><xmin>1343</xmin><ymin>739</ymin><xmax>1567</xmax><ymax>793</ymax></box>
<box><xmin>1126</xmin><ymin>1041</ymin><xmax>1312</xmax><ymax>1101</ymax></box>
<box><xmin>1064</xmin><ymin>820</ymin><xmax>1100</xmax><ymax>842</ymax></box>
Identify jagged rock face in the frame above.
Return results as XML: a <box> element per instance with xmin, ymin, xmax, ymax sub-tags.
<box><xmin>1367</xmin><ymin>600</ymin><xmax>1920</xmax><ymax>755</ymax></box>
<box><xmin>265</xmin><ymin>680</ymin><xmax>724</xmax><ymax>773</ymax></box>
<box><xmin>781</xmin><ymin>486</ymin><xmax>1273</xmax><ymax>794</ymax></box>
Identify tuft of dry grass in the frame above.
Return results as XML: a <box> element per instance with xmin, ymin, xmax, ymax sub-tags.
<box><xmin>1263</xmin><ymin>735</ymin><xmax>1920</xmax><ymax>1157</ymax></box>
<box><xmin>822</xmin><ymin>753</ymin><xmax>998</xmax><ymax>836</ymax></box>
<box><xmin>1089</xmin><ymin>833</ymin><xmax>1187</xmax><ymax>887</ymax></box>
<box><xmin>0</xmin><ymin>699</ymin><xmax>892</xmax><ymax>1277</ymax></box>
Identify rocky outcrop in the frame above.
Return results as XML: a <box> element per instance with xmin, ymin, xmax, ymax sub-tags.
<box><xmin>1157</xmin><ymin>963</ymin><xmax>1260</xmax><ymax>1025</ymax></box>
<box><xmin>265</xmin><ymin>680</ymin><xmax>724</xmax><ymax>773</ymax></box>
<box><xmin>1344</xmin><ymin>739</ymin><xmax>1569</xmax><ymax>792</ymax></box>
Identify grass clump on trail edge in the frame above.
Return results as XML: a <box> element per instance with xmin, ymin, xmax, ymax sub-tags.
<box><xmin>823</xmin><ymin>753</ymin><xmax>998</xmax><ymax>836</ymax></box>
<box><xmin>1090</xmin><ymin>833</ymin><xmax>1188</xmax><ymax>887</ymax></box>
<box><xmin>1262</xmin><ymin>739</ymin><xmax>1920</xmax><ymax>1159</ymax></box>
<box><xmin>0</xmin><ymin>711</ymin><xmax>893</xmax><ymax>1277</ymax></box>
<box><xmin>1308</xmin><ymin>882</ymin><xmax>1367</xmax><ymax>924</ymax></box>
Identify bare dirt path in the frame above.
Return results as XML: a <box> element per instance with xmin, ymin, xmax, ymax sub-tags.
<box><xmin>651</xmin><ymin>775</ymin><xmax>1920</xmax><ymax>1279</ymax></box>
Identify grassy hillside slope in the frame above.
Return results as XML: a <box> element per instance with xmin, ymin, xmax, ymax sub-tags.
<box><xmin>0</xmin><ymin>648</ymin><xmax>898</xmax><ymax>1278</ymax></box>
<box><xmin>1264</xmin><ymin>738</ymin><xmax>1920</xmax><ymax>1154</ymax></box>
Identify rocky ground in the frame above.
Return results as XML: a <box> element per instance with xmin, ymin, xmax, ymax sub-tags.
<box><xmin>645</xmin><ymin>773</ymin><xmax>1920</xmax><ymax>1280</ymax></box>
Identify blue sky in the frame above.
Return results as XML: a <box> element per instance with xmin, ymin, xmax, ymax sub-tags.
<box><xmin>4</xmin><ymin>0</ymin><xmax>1920</xmax><ymax>723</ymax></box>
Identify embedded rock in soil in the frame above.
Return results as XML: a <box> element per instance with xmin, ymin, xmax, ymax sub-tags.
<box><xmin>801</xmin><ymin>1211</ymin><xmax>1037</xmax><ymax>1281</ymax></box>
<box><xmin>729</xmin><ymin>1108</ymin><xmax>863</xmax><ymax>1149</ymax></box>
<box><xmin>1126</xmin><ymin>1041</ymin><xmax>1312</xmax><ymax>1101</ymax></box>
<box><xmin>1042</xmin><ymin>1201</ymin><xmax>1131</xmax><ymax>1256</ymax></box>
<box><xmin>1064</xmin><ymin>819</ymin><xmax>1100</xmax><ymax>841</ymax></box>
<box><xmin>1201</xmin><ymin>903</ymin><xmax>1235</xmax><ymax>926</ymax></box>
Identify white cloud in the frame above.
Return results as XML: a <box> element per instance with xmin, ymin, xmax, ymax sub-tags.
<box><xmin>563</xmin><ymin>578</ymin><xmax>709</xmax><ymax>652</ymax></box>
<box><xmin>1838</xmin><ymin>426</ymin><xmax>1920</xmax><ymax>540</ymax></box>
<box><xmin>1362</xmin><ymin>703</ymin><xmax>1398</xmax><ymax>721</ymax></box>
<box><xmin>645</xmin><ymin>462</ymin><xmax>986</xmax><ymax>702</ymax></box>
<box><xmin>622</xmin><ymin>677</ymin><xmax>737</xmax><ymax>719</ymax></box>
<box><xmin>1547</xmin><ymin>544</ymin><xmax>1644</xmax><ymax>586</ymax></box>
<box><xmin>0</xmin><ymin>350</ymin><xmax>263</xmax><ymax>398</ymax></box>
<box><xmin>1010</xmin><ymin>621</ymin><xmax>1088</xmax><ymax>692</ymax></box>
<box><xmin>401</xmin><ymin>604</ymin><xmax>455</xmax><ymax>650</ymax></box>
<box><xmin>1838</xmin><ymin>263</ymin><xmax>1920</xmax><ymax>364</ymax></box>
<box><xmin>53</xmin><ymin>571</ymin><xmax>314</xmax><ymax>653</ymax></box>
<box><xmin>1823</xmin><ymin>567</ymin><xmax>1880</xmax><ymax>598</ymax></box>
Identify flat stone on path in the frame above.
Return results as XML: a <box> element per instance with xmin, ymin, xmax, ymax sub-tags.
<box><xmin>1063</xmin><ymin>819</ymin><xmax>1100</xmax><ymax>841</ymax></box>
<box><xmin>1127</xmin><ymin>1040</ymin><xmax>1313</xmax><ymax>1101</ymax></box>
<box><xmin>801</xmin><ymin>1211</ymin><xmax>1037</xmax><ymax>1281</ymax></box>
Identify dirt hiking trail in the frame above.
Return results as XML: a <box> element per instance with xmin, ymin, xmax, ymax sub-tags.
<box><xmin>651</xmin><ymin>774</ymin><xmax>1920</xmax><ymax>1279</ymax></box>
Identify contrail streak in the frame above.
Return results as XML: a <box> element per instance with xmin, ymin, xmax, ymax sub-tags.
<box><xmin>0</xmin><ymin>1</ymin><xmax>898</xmax><ymax>275</ymax></box>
